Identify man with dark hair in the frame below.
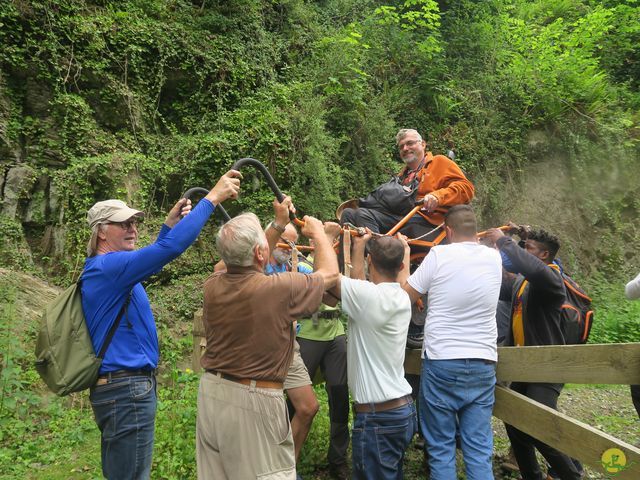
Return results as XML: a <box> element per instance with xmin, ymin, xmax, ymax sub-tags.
<box><xmin>328</xmin><ymin>232</ymin><xmax>417</xmax><ymax>480</ymax></box>
<box><xmin>402</xmin><ymin>204</ymin><xmax>502</xmax><ymax>479</ymax></box>
<box><xmin>368</xmin><ymin>235</ymin><xmax>406</xmax><ymax>276</ymax></box>
<box><xmin>485</xmin><ymin>226</ymin><xmax>583</xmax><ymax>480</ymax></box>
<box><xmin>526</xmin><ymin>229</ymin><xmax>560</xmax><ymax>261</ymax></box>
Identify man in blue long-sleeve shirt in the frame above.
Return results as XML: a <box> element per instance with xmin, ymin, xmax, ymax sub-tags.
<box><xmin>81</xmin><ymin>170</ymin><xmax>241</xmax><ymax>480</ymax></box>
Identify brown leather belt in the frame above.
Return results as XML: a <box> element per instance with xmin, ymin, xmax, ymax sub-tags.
<box><xmin>207</xmin><ymin>369</ymin><xmax>283</xmax><ymax>390</ymax></box>
<box><xmin>95</xmin><ymin>369</ymin><xmax>155</xmax><ymax>386</ymax></box>
<box><xmin>353</xmin><ymin>394</ymin><xmax>413</xmax><ymax>414</ymax></box>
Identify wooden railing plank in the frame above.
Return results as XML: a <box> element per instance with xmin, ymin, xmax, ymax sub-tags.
<box><xmin>496</xmin><ymin>343</ymin><xmax>640</xmax><ymax>384</ymax></box>
<box><xmin>404</xmin><ymin>343</ymin><xmax>640</xmax><ymax>384</ymax></box>
<box><xmin>493</xmin><ymin>385</ymin><xmax>640</xmax><ymax>479</ymax></box>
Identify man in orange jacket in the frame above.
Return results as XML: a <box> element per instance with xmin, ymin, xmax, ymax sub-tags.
<box><xmin>340</xmin><ymin>128</ymin><xmax>474</xmax><ymax>237</ymax></box>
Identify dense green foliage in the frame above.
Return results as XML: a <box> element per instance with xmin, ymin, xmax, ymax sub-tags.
<box><xmin>1</xmin><ymin>0</ymin><xmax>640</xmax><ymax>478</ymax></box>
<box><xmin>1</xmin><ymin>0</ymin><xmax>638</xmax><ymax>280</ymax></box>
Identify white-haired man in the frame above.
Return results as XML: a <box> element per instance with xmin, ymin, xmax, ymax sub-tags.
<box><xmin>267</xmin><ymin>223</ymin><xmax>350</xmax><ymax>479</ymax></box>
<box><xmin>82</xmin><ymin>170</ymin><xmax>241</xmax><ymax>480</ymax></box>
<box><xmin>196</xmin><ymin>202</ymin><xmax>339</xmax><ymax>480</ymax></box>
<box><xmin>340</xmin><ymin>128</ymin><xmax>474</xmax><ymax>237</ymax></box>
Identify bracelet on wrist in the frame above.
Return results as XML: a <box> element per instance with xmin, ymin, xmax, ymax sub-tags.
<box><xmin>269</xmin><ymin>221</ymin><xmax>286</xmax><ymax>234</ymax></box>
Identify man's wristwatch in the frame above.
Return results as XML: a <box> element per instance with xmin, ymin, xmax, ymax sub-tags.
<box><xmin>269</xmin><ymin>221</ymin><xmax>286</xmax><ymax>234</ymax></box>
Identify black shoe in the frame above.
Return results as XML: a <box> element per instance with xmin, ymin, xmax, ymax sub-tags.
<box><xmin>328</xmin><ymin>462</ymin><xmax>349</xmax><ymax>480</ymax></box>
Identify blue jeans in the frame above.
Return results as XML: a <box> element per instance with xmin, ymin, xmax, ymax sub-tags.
<box><xmin>90</xmin><ymin>375</ymin><xmax>157</xmax><ymax>480</ymax></box>
<box><xmin>420</xmin><ymin>357</ymin><xmax>496</xmax><ymax>480</ymax></box>
<box><xmin>352</xmin><ymin>401</ymin><xmax>417</xmax><ymax>480</ymax></box>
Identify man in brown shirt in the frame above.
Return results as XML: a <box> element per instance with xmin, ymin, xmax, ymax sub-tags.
<box><xmin>196</xmin><ymin>199</ymin><xmax>339</xmax><ymax>480</ymax></box>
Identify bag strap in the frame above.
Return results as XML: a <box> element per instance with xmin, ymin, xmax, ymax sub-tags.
<box><xmin>97</xmin><ymin>291</ymin><xmax>133</xmax><ymax>359</ymax></box>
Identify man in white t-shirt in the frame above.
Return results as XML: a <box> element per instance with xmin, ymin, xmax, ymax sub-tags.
<box><xmin>402</xmin><ymin>205</ymin><xmax>502</xmax><ymax>480</ymax></box>
<box><xmin>625</xmin><ymin>272</ymin><xmax>640</xmax><ymax>419</ymax></box>
<box><xmin>329</xmin><ymin>232</ymin><xmax>416</xmax><ymax>480</ymax></box>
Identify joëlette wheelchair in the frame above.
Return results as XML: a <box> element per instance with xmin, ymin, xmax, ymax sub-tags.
<box><xmin>184</xmin><ymin>158</ymin><xmax>507</xmax><ymax>349</ymax></box>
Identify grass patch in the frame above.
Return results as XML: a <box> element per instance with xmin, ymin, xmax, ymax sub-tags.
<box><xmin>587</xmin><ymin>276</ymin><xmax>640</xmax><ymax>344</ymax></box>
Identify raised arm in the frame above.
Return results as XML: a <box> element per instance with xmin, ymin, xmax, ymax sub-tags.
<box><xmin>302</xmin><ymin>216</ymin><xmax>339</xmax><ymax>290</ymax></box>
<box><xmin>395</xmin><ymin>233</ymin><xmax>411</xmax><ymax>285</ymax></box>
<box><xmin>401</xmin><ymin>282</ymin><xmax>423</xmax><ymax>305</ymax></box>
<box><xmin>163</xmin><ymin>170</ymin><xmax>240</xmax><ymax>230</ymax></box>
<box><xmin>402</xmin><ymin>248</ymin><xmax>436</xmax><ymax>305</ymax></box>
<box><xmin>205</xmin><ymin>170</ymin><xmax>243</xmax><ymax>206</ymax></box>
<box><xmin>266</xmin><ymin>195</ymin><xmax>294</xmax><ymax>255</ymax></box>
<box><xmin>350</xmin><ymin>230</ymin><xmax>372</xmax><ymax>281</ymax></box>
<box><xmin>163</xmin><ymin>199</ymin><xmax>192</xmax><ymax>229</ymax></box>
<box><xmin>102</xmin><ymin>169</ymin><xmax>242</xmax><ymax>287</ymax></box>
<box><xmin>485</xmin><ymin>228</ymin><xmax>563</xmax><ymax>302</ymax></box>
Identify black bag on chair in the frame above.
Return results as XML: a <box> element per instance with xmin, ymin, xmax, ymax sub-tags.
<box><xmin>359</xmin><ymin>176</ymin><xmax>420</xmax><ymax>216</ymax></box>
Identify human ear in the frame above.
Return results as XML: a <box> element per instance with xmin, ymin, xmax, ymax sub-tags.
<box><xmin>255</xmin><ymin>245</ymin><xmax>265</xmax><ymax>264</ymax></box>
<box><xmin>445</xmin><ymin>226</ymin><xmax>454</xmax><ymax>241</ymax></box>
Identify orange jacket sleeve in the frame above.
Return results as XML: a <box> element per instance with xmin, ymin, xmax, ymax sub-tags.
<box><xmin>417</xmin><ymin>154</ymin><xmax>474</xmax><ymax>206</ymax></box>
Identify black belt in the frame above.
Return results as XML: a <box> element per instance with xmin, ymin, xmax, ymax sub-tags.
<box><xmin>98</xmin><ymin>369</ymin><xmax>155</xmax><ymax>381</ymax></box>
<box><xmin>353</xmin><ymin>395</ymin><xmax>413</xmax><ymax>414</ymax></box>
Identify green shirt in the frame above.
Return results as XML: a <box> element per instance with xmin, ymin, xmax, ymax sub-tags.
<box><xmin>297</xmin><ymin>303</ymin><xmax>345</xmax><ymax>341</ymax></box>
<box><xmin>295</xmin><ymin>255</ymin><xmax>345</xmax><ymax>341</ymax></box>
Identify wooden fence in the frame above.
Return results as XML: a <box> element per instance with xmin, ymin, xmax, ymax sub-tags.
<box><xmin>405</xmin><ymin>343</ymin><xmax>640</xmax><ymax>479</ymax></box>
<box><xmin>192</xmin><ymin>307</ymin><xmax>639</xmax><ymax>478</ymax></box>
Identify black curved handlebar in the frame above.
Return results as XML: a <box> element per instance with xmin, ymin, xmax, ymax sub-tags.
<box><xmin>182</xmin><ymin>158</ymin><xmax>298</xmax><ymax>224</ymax></box>
<box><xmin>230</xmin><ymin>158</ymin><xmax>286</xmax><ymax>203</ymax></box>
<box><xmin>229</xmin><ymin>158</ymin><xmax>299</xmax><ymax>223</ymax></box>
<box><xmin>181</xmin><ymin>187</ymin><xmax>231</xmax><ymax>222</ymax></box>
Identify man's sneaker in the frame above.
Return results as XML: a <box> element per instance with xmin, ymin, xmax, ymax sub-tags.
<box><xmin>328</xmin><ymin>462</ymin><xmax>349</xmax><ymax>480</ymax></box>
<box><xmin>546</xmin><ymin>459</ymin><xmax>585</xmax><ymax>479</ymax></box>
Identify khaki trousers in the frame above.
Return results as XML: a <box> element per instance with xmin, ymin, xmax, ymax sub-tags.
<box><xmin>196</xmin><ymin>372</ymin><xmax>296</xmax><ymax>480</ymax></box>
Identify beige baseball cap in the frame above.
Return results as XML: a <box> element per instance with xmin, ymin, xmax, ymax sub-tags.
<box><xmin>87</xmin><ymin>199</ymin><xmax>144</xmax><ymax>228</ymax></box>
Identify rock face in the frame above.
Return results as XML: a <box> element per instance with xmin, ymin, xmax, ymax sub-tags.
<box><xmin>2</xmin><ymin>165</ymin><xmax>37</xmax><ymax>218</ymax></box>
<box><xmin>0</xmin><ymin>163</ymin><xmax>67</xmax><ymax>262</ymax></box>
<box><xmin>0</xmin><ymin>267</ymin><xmax>60</xmax><ymax>339</ymax></box>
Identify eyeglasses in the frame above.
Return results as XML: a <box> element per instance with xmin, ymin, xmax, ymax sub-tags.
<box><xmin>105</xmin><ymin>219</ymin><xmax>140</xmax><ymax>230</ymax></box>
<box><xmin>398</xmin><ymin>139</ymin><xmax>421</xmax><ymax>149</ymax></box>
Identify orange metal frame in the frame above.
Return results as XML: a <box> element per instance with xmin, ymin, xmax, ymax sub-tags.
<box><xmin>279</xmin><ymin>204</ymin><xmax>511</xmax><ymax>267</ymax></box>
